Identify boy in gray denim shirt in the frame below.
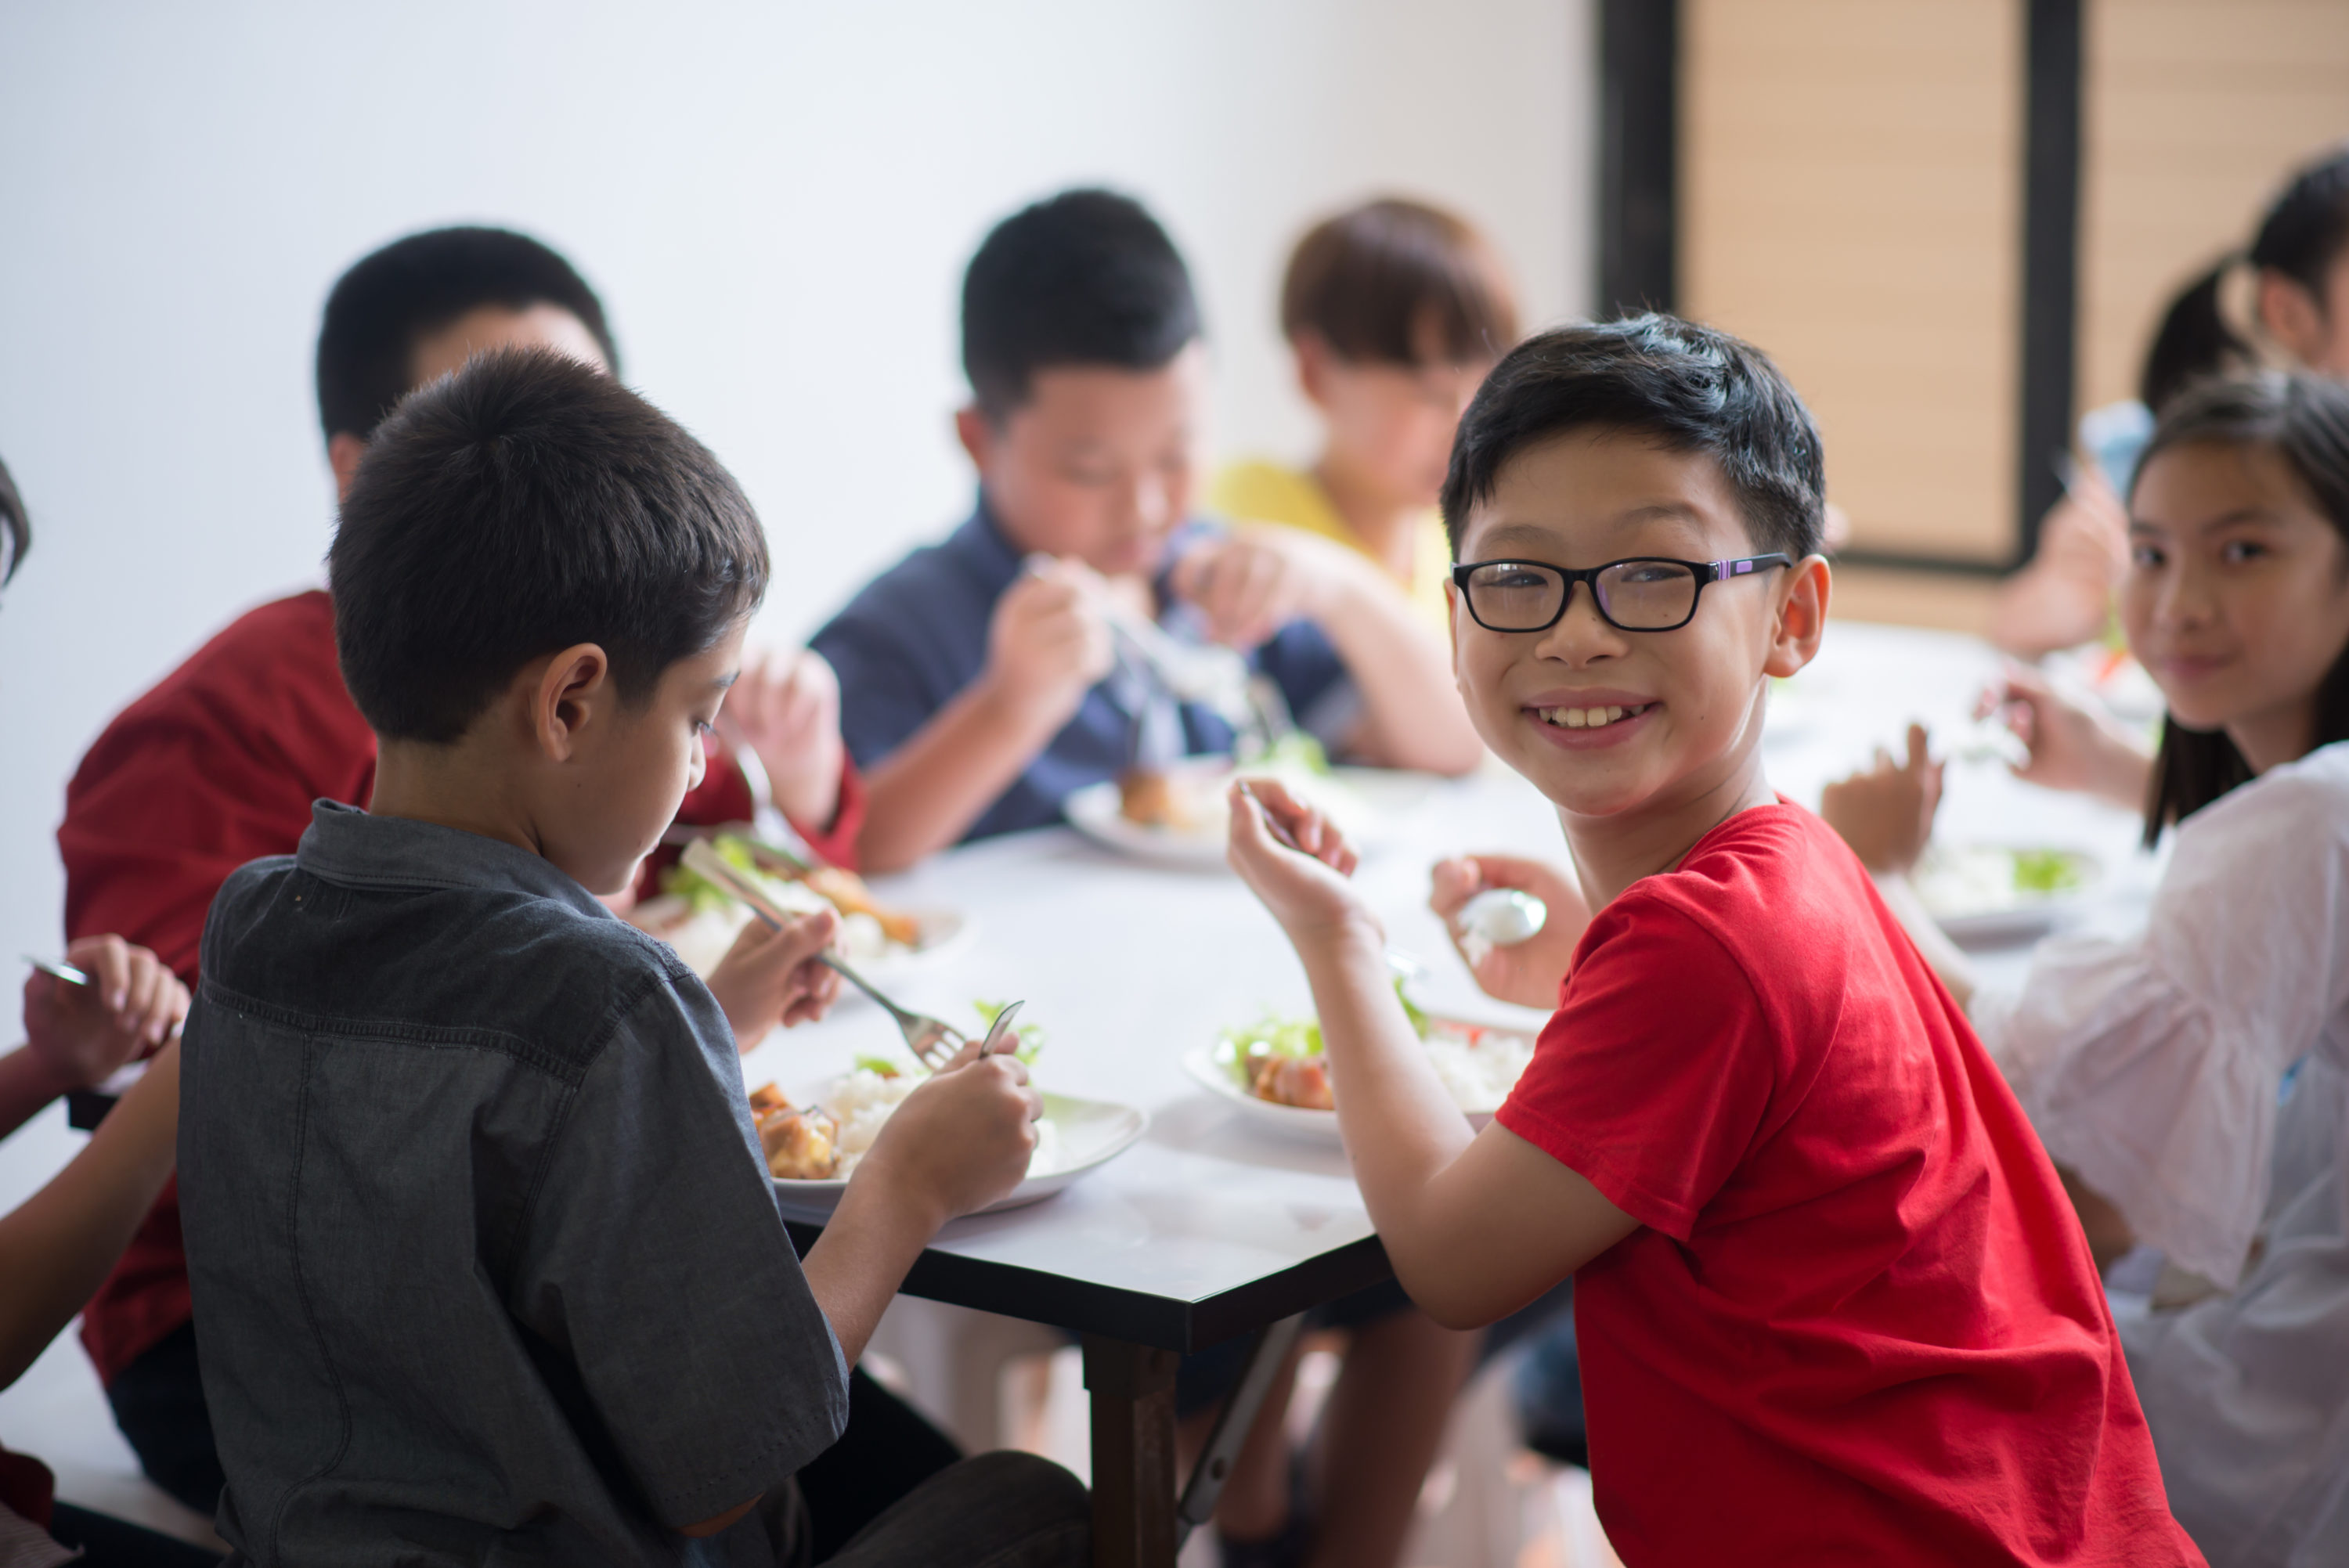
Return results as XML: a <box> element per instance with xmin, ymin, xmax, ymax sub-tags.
<box><xmin>177</xmin><ymin>348</ymin><xmax>1086</xmax><ymax>1566</ymax></box>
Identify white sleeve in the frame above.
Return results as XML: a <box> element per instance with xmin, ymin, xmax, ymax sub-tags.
<box><xmin>1989</xmin><ymin>757</ymin><xmax>2349</xmax><ymax>1285</ymax></box>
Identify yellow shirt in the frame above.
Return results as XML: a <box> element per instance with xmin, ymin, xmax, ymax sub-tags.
<box><xmin>1211</xmin><ymin>460</ymin><xmax>1455</xmax><ymax>635</ymax></box>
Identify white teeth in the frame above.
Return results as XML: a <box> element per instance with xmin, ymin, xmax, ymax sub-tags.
<box><xmin>1538</xmin><ymin>703</ymin><xmax>1647</xmax><ymax>729</ymax></box>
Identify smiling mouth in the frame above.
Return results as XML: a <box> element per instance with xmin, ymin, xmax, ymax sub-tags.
<box><xmin>1533</xmin><ymin>702</ymin><xmax>1654</xmax><ymax>730</ymax></box>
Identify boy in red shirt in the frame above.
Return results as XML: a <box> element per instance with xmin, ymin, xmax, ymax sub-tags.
<box><xmin>56</xmin><ymin>226</ymin><xmax>876</xmax><ymax>1526</ymax></box>
<box><xmin>1223</xmin><ymin>316</ymin><xmax>2203</xmax><ymax>1563</ymax></box>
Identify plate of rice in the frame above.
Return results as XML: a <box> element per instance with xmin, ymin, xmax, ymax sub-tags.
<box><xmin>749</xmin><ymin>1006</ymin><xmax>1147</xmax><ymax>1220</ymax></box>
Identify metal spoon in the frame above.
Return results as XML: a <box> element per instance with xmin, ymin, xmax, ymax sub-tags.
<box><xmin>1453</xmin><ymin>889</ymin><xmax>1548</xmax><ymax>966</ymax></box>
<box><xmin>24</xmin><ymin>955</ymin><xmax>90</xmax><ymax>987</ymax></box>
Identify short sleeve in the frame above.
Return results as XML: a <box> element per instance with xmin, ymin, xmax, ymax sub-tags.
<box><xmin>507</xmin><ymin>975</ymin><xmax>848</xmax><ymax>1527</ymax></box>
<box><xmin>813</xmin><ymin>608</ymin><xmax>950</xmax><ymax>772</ymax></box>
<box><xmin>1495</xmin><ymin>894</ymin><xmax>1777</xmax><ymax>1240</ymax></box>
<box><xmin>1983</xmin><ymin>758</ymin><xmax>2349</xmax><ymax>1285</ymax></box>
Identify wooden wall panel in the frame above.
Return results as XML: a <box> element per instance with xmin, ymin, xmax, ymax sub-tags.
<box><xmin>1683</xmin><ymin>0</ymin><xmax>2019</xmax><ymax>563</ymax></box>
<box><xmin>2077</xmin><ymin>0</ymin><xmax>2349</xmax><ymax>417</ymax></box>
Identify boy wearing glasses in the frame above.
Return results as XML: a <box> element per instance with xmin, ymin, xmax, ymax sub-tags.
<box><xmin>1221</xmin><ymin>319</ymin><xmax>2202</xmax><ymax>1562</ymax></box>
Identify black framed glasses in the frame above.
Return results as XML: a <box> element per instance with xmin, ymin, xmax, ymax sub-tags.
<box><xmin>1450</xmin><ymin>554</ymin><xmax>1794</xmax><ymax>633</ymax></box>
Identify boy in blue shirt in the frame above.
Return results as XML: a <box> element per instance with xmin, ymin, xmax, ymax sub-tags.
<box><xmin>814</xmin><ymin>189</ymin><xmax>1484</xmax><ymax>871</ymax></box>
<box><xmin>176</xmin><ymin>348</ymin><xmax>1088</xmax><ymax>1565</ymax></box>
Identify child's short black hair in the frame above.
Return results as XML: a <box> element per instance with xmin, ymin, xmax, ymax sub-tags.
<box><xmin>330</xmin><ymin>349</ymin><xmax>767</xmax><ymax>744</ymax></box>
<box><xmin>316</xmin><ymin>226</ymin><xmax>620</xmax><ymax>443</ymax></box>
<box><xmin>1440</xmin><ymin>315</ymin><xmax>1825</xmax><ymax>560</ymax></box>
<box><xmin>1283</xmin><ymin>197</ymin><xmax>1518</xmax><ymax>368</ymax></box>
<box><xmin>962</xmin><ymin>188</ymin><xmax>1200</xmax><ymax>422</ymax></box>
<box><xmin>0</xmin><ymin>455</ymin><xmax>26</xmax><ymax>588</ymax></box>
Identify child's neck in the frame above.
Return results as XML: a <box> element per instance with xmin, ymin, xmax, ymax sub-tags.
<box><xmin>1555</xmin><ymin>736</ymin><xmax>1779</xmax><ymax>910</ymax></box>
<box><xmin>1312</xmin><ymin>451</ymin><xmax>1420</xmax><ymax>582</ymax></box>
<box><xmin>370</xmin><ymin>737</ymin><xmax>543</xmax><ymax>859</ymax></box>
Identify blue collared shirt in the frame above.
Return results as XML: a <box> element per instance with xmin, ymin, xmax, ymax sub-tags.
<box><xmin>180</xmin><ymin>801</ymin><xmax>848</xmax><ymax>1565</ymax></box>
<box><xmin>812</xmin><ymin>501</ymin><xmax>1355</xmax><ymax>842</ymax></box>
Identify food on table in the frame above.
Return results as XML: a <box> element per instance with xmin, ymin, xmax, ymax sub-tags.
<box><xmin>1218</xmin><ymin>983</ymin><xmax>1537</xmax><ymax>1115</ymax></box>
<box><xmin>757</xmin><ymin>1004</ymin><xmax>1054</xmax><ymax>1182</ymax></box>
<box><xmin>747</xmin><ymin>1083</ymin><xmax>842</xmax><ymax>1180</ymax></box>
<box><xmin>1115</xmin><ymin>734</ymin><xmax>1345</xmax><ymax>836</ymax></box>
<box><xmin>2010</xmin><ymin>848</ymin><xmax>2088</xmax><ymax>896</ymax></box>
<box><xmin>1912</xmin><ymin>844</ymin><xmax>2098</xmax><ymax>921</ymax></box>
<box><xmin>630</xmin><ymin>832</ymin><xmax>922</xmax><ymax>974</ymax></box>
<box><xmin>1118</xmin><ymin>769</ymin><xmax>1195</xmax><ymax>830</ymax></box>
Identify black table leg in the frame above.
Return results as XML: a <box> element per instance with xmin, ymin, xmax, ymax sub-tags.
<box><xmin>1082</xmin><ymin>1335</ymin><xmax>1181</xmax><ymax>1568</ymax></box>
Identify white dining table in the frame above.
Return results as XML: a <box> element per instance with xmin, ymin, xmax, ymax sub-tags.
<box><xmin>743</xmin><ymin>618</ymin><xmax>2160</xmax><ymax>1568</ymax></box>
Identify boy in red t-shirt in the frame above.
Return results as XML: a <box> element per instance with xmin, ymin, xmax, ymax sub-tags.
<box><xmin>1223</xmin><ymin>317</ymin><xmax>2203</xmax><ymax>1563</ymax></box>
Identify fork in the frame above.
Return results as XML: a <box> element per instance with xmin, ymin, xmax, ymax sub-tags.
<box><xmin>678</xmin><ymin>841</ymin><xmax>965</xmax><ymax>1068</ymax></box>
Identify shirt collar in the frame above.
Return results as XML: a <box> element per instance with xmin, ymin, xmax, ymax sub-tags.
<box><xmin>294</xmin><ymin>799</ymin><xmax>610</xmax><ymax>919</ymax></box>
<box><xmin>944</xmin><ymin>495</ymin><xmax>1028</xmax><ymax>597</ymax></box>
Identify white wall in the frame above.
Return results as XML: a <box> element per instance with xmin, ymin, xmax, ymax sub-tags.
<box><xmin>0</xmin><ymin>0</ymin><xmax>1593</xmax><ymax>976</ymax></box>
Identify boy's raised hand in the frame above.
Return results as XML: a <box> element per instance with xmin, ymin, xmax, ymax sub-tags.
<box><xmin>23</xmin><ymin>934</ymin><xmax>189</xmax><ymax>1089</ymax></box>
<box><xmin>853</xmin><ymin>1037</ymin><xmax>1041</xmax><ymax>1226</ymax></box>
<box><xmin>1820</xmin><ymin>723</ymin><xmax>1943</xmax><ymax>874</ymax></box>
<box><xmin>1225</xmin><ymin>777</ymin><xmax>1376</xmax><ymax>946</ymax></box>
<box><xmin>718</xmin><ymin>647</ymin><xmax>846</xmax><ymax>830</ymax></box>
<box><xmin>1170</xmin><ymin>527</ymin><xmax>1355</xmax><ymax>650</ymax></box>
<box><xmin>1428</xmin><ymin>856</ymin><xmax>1589</xmax><ymax>1010</ymax></box>
<box><xmin>705</xmin><ymin>908</ymin><xmax>842</xmax><ymax>1049</ymax></box>
<box><xmin>983</xmin><ymin>557</ymin><xmax>1116</xmax><ymax>728</ymax></box>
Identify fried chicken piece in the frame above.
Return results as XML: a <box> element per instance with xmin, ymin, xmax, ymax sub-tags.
<box><xmin>1248</xmin><ymin>1054</ymin><xmax>1335</xmax><ymax>1111</ymax></box>
<box><xmin>1119</xmin><ymin>769</ymin><xmax>1189</xmax><ymax>829</ymax></box>
<box><xmin>803</xmin><ymin>865</ymin><xmax>922</xmax><ymax>948</ymax></box>
<box><xmin>754</xmin><ymin>1097</ymin><xmax>840</xmax><ymax>1180</ymax></box>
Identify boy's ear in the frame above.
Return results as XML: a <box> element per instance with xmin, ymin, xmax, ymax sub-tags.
<box><xmin>328</xmin><ymin>433</ymin><xmax>369</xmax><ymax>503</ymax></box>
<box><xmin>530</xmin><ymin>643</ymin><xmax>613</xmax><ymax>762</ymax></box>
<box><xmin>1292</xmin><ymin>332</ymin><xmax>1335</xmax><ymax>411</ymax></box>
<box><xmin>953</xmin><ymin>406</ymin><xmax>995</xmax><ymax>478</ymax></box>
<box><xmin>1763</xmin><ymin>556</ymin><xmax>1831</xmax><ymax>679</ymax></box>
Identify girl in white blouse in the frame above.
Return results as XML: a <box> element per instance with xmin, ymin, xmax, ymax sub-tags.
<box><xmin>1826</xmin><ymin>370</ymin><xmax>2349</xmax><ymax>1566</ymax></box>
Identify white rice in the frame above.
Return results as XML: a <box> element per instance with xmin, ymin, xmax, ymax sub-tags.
<box><xmin>1422</xmin><ymin>1023</ymin><xmax>1537</xmax><ymax>1114</ymax></box>
<box><xmin>822</xmin><ymin>1066</ymin><xmax>1060</xmax><ymax>1179</ymax></box>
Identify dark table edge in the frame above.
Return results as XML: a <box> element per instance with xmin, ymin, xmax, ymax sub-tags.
<box><xmin>782</xmin><ymin>1221</ymin><xmax>1394</xmax><ymax>1353</ymax></box>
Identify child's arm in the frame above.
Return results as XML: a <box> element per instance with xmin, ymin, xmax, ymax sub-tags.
<box><xmin>1981</xmin><ymin>664</ymin><xmax>2152</xmax><ymax>810</ymax></box>
<box><xmin>0</xmin><ymin>1039</ymin><xmax>179</xmax><ymax>1390</ymax></box>
<box><xmin>1228</xmin><ymin>783</ymin><xmax>1636</xmax><ymax>1327</ymax></box>
<box><xmin>855</xmin><ymin>561</ymin><xmax>1115</xmax><ymax>871</ymax></box>
<box><xmin>1427</xmin><ymin>854</ymin><xmax>1592</xmax><ymax>1010</ymax></box>
<box><xmin>1820</xmin><ymin>726</ymin><xmax>1976</xmax><ymax>1008</ymax></box>
<box><xmin>799</xmin><ymin>1039</ymin><xmax>1041</xmax><ymax>1365</ymax></box>
<box><xmin>5</xmin><ymin>934</ymin><xmax>189</xmax><ymax>1139</ymax></box>
<box><xmin>704</xmin><ymin>909</ymin><xmax>843</xmax><ymax>1051</ymax></box>
<box><xmin>1174</xmin><ymin>528</ymin><xmax>1483</xmax><ymax>776</ymax></box>
<box><xmin>716</xmin><ymin>647</ymin><xmax>849</xmax><ymax>833</ymax></box>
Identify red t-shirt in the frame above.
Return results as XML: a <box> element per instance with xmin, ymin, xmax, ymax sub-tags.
<box><xmin>59</xmin><ymin>589</ymin><xmax>865</xmax><ymax>1382</ymax></box>
<box><xmin>1496</xmin><ymin>803</ymin><xmax>2199</xmax><ymax>1565</ymax></box>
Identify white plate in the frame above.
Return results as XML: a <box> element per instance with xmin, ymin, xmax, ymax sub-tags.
<box><xmin>1182</xmin><ymin>1018</ymin><xmax>1530</xmax><ymax>1148</ymax></box>
<box><xmin>630</xmin><ymin>896</ymin><xmax>972</xmax><ymax>980</ymax></box>
<box><xmin>1064</xmin><ymin>759</ymin><xmax>1385</xmax><ymax>871</ymax></box>
<box><xmin>769</xmin><ymin>1090</ymin><xmax>1148</xmax><ymax>1221</ymax></box>
<box><xmin>1912</xmin><ymin>843</ymin><xmax>2103</xmax><ymax>944</ymax></box>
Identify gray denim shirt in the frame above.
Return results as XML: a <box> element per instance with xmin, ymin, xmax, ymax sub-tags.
<box><xmin>179</xmin><ymin>802</ymin><xmax>849</xmax><ymax>1566</ymax></box>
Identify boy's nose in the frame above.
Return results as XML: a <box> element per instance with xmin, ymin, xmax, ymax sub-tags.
<box><xmin>1533</xmin><ymin>581</ymin><xmax>1628</xmax><ymax>662</ymax></box>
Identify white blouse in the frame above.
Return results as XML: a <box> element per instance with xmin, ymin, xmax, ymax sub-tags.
<box><xmin>1980</xmin><ymin>741</ymin><xmax>2349</xmax><ymax>1566</ymax></box>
